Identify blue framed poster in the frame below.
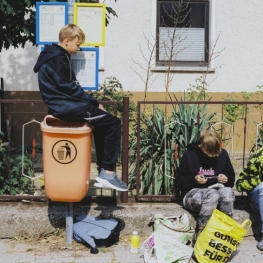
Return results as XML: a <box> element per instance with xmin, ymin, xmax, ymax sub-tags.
<box><xmin>40</xmin><ymin>46</ymin><xmax>99</xmax><ymax>90</ymax></box>
<box><xmin>36</xmin><ymin>2</ymin><xmax>68</xmax><ymax>45</ymax></box>
<box><xmin>71</xmin><ymin>47</ymin><xmax>99</xmax><ymax>90</ymax></box>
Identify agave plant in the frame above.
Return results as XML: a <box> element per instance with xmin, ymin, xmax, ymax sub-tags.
<box><xmin>129</xmin><ymin>101</ymin><xmax>215</xmax><ymax>196</ymax></box>
<box><xmin>129</xmin><ymin>107</ymin><xmax>176</xmax><ymax>195</ymax></box>
<box><xmin>171</xmin><ymin>101</ymin><xmax>215</xmax><ymax>152</ymax></box>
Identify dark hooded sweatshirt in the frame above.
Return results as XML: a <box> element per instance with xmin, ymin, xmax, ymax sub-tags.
<box><xmin>174</xmin><ymin>142</ymin><xmax>235</xmax><ymax>197</ymax></box>
<box><xmin>33</xmin><ymin>43</ymin><xmax>99</xmax><ymax>121</ymax></box>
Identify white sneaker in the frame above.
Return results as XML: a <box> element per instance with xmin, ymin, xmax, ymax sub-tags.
<box><xmin>94</xmin><ymin>182</ymin><xmax>104</xmax><ymax>188</ymax></box>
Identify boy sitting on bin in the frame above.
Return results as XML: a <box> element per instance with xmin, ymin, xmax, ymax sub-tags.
<box><xmin>33</xmin><ymin>24</ymin><xmax>127</xmax><ymax>192</ymax></box>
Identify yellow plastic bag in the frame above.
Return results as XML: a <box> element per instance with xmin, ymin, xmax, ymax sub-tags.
<box><xmin>194</xmin><ymin>209</ymin><xmax>251</xmax><ymax>263</ymax></box>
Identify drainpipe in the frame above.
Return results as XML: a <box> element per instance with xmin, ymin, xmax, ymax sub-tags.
<box><xmin>68</xmin><ymin>0</ymin><xmax>74</xmax><ymax>24</ymax></box>
<box><xmin>66</xmin><ymin>0</ymin><xmax>75</xmax><ymax>246</ymax></box>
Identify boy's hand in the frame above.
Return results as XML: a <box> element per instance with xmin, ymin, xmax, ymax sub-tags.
<box><xmin>99</xmin><ymin>104</ymin><xmax>107</xmax><ymax>112</ymax></box>
<box><xmin>195</xmin><ymin>174</ymin><xmax>208</xmax><ymax>184</ymax></box>
<box><xmin>217</xmin><ymin>174</ymin><xmax>228</xmax><ymax>183</ymax></box>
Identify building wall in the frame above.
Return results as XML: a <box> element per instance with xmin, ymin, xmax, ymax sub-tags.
<box><xmin>101</xmin><ymin>0</ymin><xmax>263</xmax><ymax>94</ymax></box>
<box><xmin>0</xmin><ymin>0</ymin><xmax>262</xmax><ymax>95</ymax></box>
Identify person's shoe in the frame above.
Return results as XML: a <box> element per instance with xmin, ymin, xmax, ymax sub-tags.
<box><xmin>94</xmin><ymin>182</ymin><xmax>104</xmax><ymax>188</ymax></box>
<box><xmin>95</xmin><ymin>169</ymin><xmax>128</xmax><ymax>191</ymax></box>
<box><xmin>257</xmin><ymin>236</ymin><xmax>263</xmax><ymax>250</ymax></box>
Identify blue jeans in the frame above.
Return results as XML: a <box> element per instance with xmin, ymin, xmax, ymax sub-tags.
<box><xmin>249</xmin><ymin>182</ymin><xmax>263</xmax><ymax>234</ymax></box>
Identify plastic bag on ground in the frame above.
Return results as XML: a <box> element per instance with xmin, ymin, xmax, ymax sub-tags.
<box><xmin>194</xmin><ymin>209</ymin><xmax>251</xmax><ymax>263</ymax></box>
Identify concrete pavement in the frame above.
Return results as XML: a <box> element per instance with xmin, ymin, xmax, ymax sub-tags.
<box><xmin>0</xmin><ymin>235</ymin><xmax>262</xmax><ymax>263</ymax></box>
<box><xmin>0</xmin><ymin>197</ymin><xmax>262</xmax><ymax>263</ymax></box>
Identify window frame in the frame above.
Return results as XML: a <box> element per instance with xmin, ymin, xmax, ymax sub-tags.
<box><xmin>156</xmin><ymin>0</ymin><xmax>210</xmax><ymax>67</ymax></box>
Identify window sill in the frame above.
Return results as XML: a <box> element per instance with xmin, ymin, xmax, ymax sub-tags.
<box><xmin>151</xmin><ymin>66</ymin><xmax>216</xmax><ymax>73</ymax></box>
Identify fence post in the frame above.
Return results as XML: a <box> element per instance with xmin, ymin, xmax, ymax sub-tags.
<box><xmin>0</xmin><ymin>78</ymin><xmax>4</xmax><ymax>133</ymax></box>
<box><xmin>121</xmin><ymin>96</ymin><xmax>129</xmax><ymax>203</ymax></box>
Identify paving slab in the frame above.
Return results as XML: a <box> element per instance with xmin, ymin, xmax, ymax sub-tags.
<box><xmin>0</xmin><ymin>196</ymin><xmax>261</xmax><ymax>263</ymax></box>
<box><xmin>0</xmin><ymin>235</ymin><xmax>262</xmax><ymax>263</ymax></box>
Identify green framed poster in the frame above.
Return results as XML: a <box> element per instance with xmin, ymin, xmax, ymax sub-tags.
<box><xmin>74</xmin><ymin>3</ymin><xmax>106</xmax><ymax>46</ymax></box>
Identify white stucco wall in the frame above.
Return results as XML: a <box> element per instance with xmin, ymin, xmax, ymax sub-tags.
<box><xmin>0</xmin><ymin>44</ymin><xmax>40</xmax><ymax>91</ymax></box>
<box><xmin>103</xmin><ymin>0</ymin><xmax>263</xmax><ymax>93</ymax></box>
<box><xmin>0</xmin><ymin>0</ymin><xmax>262</xmax><ymax>93</ymax></box>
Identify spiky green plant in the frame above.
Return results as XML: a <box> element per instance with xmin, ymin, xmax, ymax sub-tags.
<box><xmin>128</xmin><ymin>101</ymin><xmax>215</xmax><ymax>195</ymax></box>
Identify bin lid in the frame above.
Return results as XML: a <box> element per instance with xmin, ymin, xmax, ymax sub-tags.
<box><xmin>41</xmin><ymin>115</ymin><xmax>92</xmax><ymax>134</ymax></box>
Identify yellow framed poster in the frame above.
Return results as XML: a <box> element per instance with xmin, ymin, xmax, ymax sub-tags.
<box><xmin>74</xmin><ymin>3</ymin><xmax>106</xmax><ymax>46</ymax></box>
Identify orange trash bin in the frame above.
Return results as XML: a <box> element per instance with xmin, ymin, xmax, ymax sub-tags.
<box><xmin>41</xmin><ymin>115</ymin><xmax>93</xmax><ymax>202</ymax></box>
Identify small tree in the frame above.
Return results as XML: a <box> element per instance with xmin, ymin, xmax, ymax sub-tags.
<box><xmin>131</xmin><ymin>33</ymin><xmax>159</xmax><ymax>103</ymax></box>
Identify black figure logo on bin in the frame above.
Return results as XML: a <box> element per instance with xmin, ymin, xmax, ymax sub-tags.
<box><xmin>52</xmin><ymin>140</ymin><xmax>77</xmax><ymax>164</ymax></box>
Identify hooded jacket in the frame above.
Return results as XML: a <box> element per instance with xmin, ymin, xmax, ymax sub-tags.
<box><xmin>174</xmin><ymin>142</ymin><xmax>235</xmax><ymax>196</ymax></box>
<box><xmin>236</xmin><ymin>146</ymin><xmax>263</xmax><ymax>193</ymax></box>
<box><xmin>33</xmin><ymin>43</ymin><xmax>99</xmax><ymax>121</ymax></box>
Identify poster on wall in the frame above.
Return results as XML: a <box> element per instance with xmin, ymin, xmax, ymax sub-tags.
<box><xmin>71</xmin><ymin>47</ymin><xmax>99</xmax><ymax>90</ymax></box>
<box><xmin>74</xmin><ymin>3</ymin><xmax>106</xmax><ymax>46</ymax></box>
<box><xmin>40</xmin><ymin>46</ymin><xmax>99</xmax><ymax>90</ymax></box>
<box><xmin>36</xmin><ymin>2</ymin><xmax>68</xmax><ymax>45</ymax></box>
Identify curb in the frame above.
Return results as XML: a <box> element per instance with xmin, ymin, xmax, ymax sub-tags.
<box><xmin>0</xmin><ymin>197</ymin><xmax>260</xmax><ymax>239</ymax></box>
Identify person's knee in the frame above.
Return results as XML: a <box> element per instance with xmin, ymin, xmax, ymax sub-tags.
<box><xmin>109</xmin><ymin>114</ymin><xmax>121</xmax><ymax>127</ymax></box>
<box><xmin>220</xmin><ymin>187</ymin><xmax>235</xmax><ymax>201</ymax></box>
<box><xmin>205</xmin><ymin>189</ymin><xmax>220</xmax><ymax>203</ymax></box>
<box><xmin>257</xmin><ymin>182</ymin><xmax>263</xmax><ymax>195</ymax></box>
<box><xmin>220</xmin><ymin>187</ymin><xmax>235</xmax><ymax>200</ymax></box>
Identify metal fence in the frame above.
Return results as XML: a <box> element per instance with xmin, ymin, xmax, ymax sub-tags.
<box><xmin>0</xmin><ymin>97</ymin><xmax>129</xmax><ymax>202</ymax></box>
<box><xmin>134</xmin><ymin>100</ymin><xmax>263</xmax><ymax>200</ymax></box>
<box><xmin>1</xmin><ymin>97</ymin><xmax>263</xmax><ymax>203</ymax></box>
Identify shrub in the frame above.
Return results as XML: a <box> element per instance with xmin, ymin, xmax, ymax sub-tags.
<box><xmin>0</xmin><ymin>132</ymin><xmax>33</xmax><ymax>195</ymax></box>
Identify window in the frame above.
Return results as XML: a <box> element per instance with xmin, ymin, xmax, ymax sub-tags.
<box><xmin>156</xmin><ymin>0</ymin><xmax>209</xmax><ymax>66</ymax></box>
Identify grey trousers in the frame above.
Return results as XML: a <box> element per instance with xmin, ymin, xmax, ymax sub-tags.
<box><xmin>183</xmin><ymin>187</ymin><xmax>235</xmax><ymax>228</ymax></box>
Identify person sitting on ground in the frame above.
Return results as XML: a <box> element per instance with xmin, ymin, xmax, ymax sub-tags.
<box><xmin>33</xmin><ymin>24</ymin><xmax>127</xmax><ymax>191</ymax></box>
<box><xmin>236</xmin><ymin>146</ymin><xmax>263</xmax><ymax>251</ymax></box>
<box><xmin>174</xmin><ymin>130</ymin><xmax>235</xmax><ymax>244</ymax></box>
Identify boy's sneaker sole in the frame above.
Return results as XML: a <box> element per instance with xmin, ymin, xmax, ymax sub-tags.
<box><xmin>94</xmin><ymin>182</ymin><xmax>106</xmax><ymax>188</ymax></box>
<box><xmin>95</xmin><ymin>177</ymin><xmax>128</xmax><ymax>192</ymax></box>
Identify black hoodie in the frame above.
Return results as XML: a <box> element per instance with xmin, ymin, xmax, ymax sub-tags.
<box><xmin>33</xmin><ymin>43</ymin><xmax>99</xmax><ymax>121</ymax></box>
<box><xmin>174</xmin><ymin>142</ymin><xmax>235</xmax><ymax>196</ymax></box>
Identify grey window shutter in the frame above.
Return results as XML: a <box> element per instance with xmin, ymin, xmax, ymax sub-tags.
<box><xmin>159</xmin><ymin>27</ymin><xmax>205</xmax><ymax>62</ymax></box>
